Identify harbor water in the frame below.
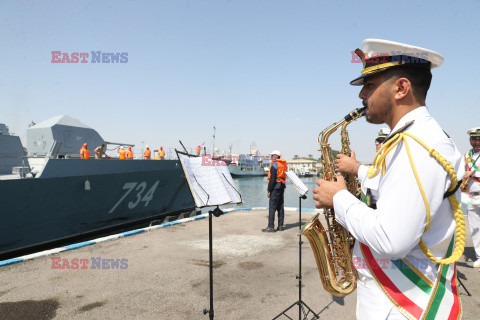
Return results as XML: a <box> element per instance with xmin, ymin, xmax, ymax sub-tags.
<box><xmin>229</xmin><ymin>176</ymin><xmax>319</xmax><ymax>209</ymax></box>
<box><xmin>226</xmin><ymin>176</ymin><xmax>469</xmax><ymax>213</ymax></box>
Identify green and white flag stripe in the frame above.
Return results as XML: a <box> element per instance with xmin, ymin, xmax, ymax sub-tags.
<box><xmin>360</xmin><ymin>235</ymin><xmax>461</xmax><ymax>320</ymax></box>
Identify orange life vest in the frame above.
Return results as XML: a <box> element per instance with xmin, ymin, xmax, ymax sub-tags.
<box><xmin>80</xmin><ymin>147</ymin><xmax>90</xmax><ymax>159</ymax></box>
<box><xmin>159</xmin><ymin>149</ymin><xmax>165</xmax><ymax>157</ymax></box>
<box><xmin>268</xmin><ymin>159</ymin><xmax>287</xmax><ymax>184</ymax></box>
<box><xmin>119</xmin><ymin>149</ymin><xmax>126</xmax><ymax>159</ymax></box>
<box><xmin>127</xmin><ymin>149</ymin><xmax>133</xmax><ymax>159</ymax></box>
<box><xmin>144</xmin><ymin>149</ymin><xmax>151</xmax><ymax>158</ymax></box>
<box><xmin>196</xmin><ymin>146</ymin><xmax>201</xmax><ymax>154</ymax></box>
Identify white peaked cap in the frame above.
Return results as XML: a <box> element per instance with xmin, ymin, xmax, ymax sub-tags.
<box><xmin>378</xmin><ymin>128</ymin><xmax>391</xmax><ymax>138</ymax></box>
<box><xmin>361</xmin><ymin>39</ymin><xmax>444</xmax><ymax>68</ymax></box>
<box><xmin>351</xmin><ymin>39</ymin><xmax>444</xmax><ymax>85</ymax></box>
<box><xmin>468</xmin><ymin>127</ymin><xmax>480</xmax><ymax>136</ymax></box>
<box><xmin>269</xmin><ymin>150</ymin><xmax>282</xmax><ymax>157</ymax></box>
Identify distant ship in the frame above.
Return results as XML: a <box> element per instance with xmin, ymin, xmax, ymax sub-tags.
<box><xmin>297</xmin><ymin>167</ymin><xmax>314</xmax><ymax>177</ymax></box>
<box><xmin>0</xmin><ymin>116</ymin><xmax>195</xmax><ymax>259</ymax></box>
<box><xmin>228</xmin><ymin>154</ymin><xmax>269</xmax><ymax>177</ymax></box>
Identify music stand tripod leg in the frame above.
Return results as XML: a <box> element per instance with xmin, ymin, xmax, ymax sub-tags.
<box><xmin>203</xmin><ymin>208</ymin><xmax>215</xmax><ymax>319</ymax></box>
<box><xmin>457</xmin><ymin>276</ymin><xmax>471</xmax><ymax>297</ymax></box>
<box><xmin>272</xmin><ymin>196</ymin><xmax>319</xmax><ymax>320</ymax></box>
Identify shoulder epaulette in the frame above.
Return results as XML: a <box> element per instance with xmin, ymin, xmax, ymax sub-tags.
<box><xmin>383</xmin><ymin>120</ymin><xmax>415</xmax><ymax>144</ymax></box>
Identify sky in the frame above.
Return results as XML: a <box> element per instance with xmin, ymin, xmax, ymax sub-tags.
<box><xmin>1</xmin><ymin>0</ymin><xmax>479</xmax><ymax>161</ymax></box>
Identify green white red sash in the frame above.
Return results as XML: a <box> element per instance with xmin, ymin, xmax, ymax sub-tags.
<box><xmin>465</xmin><ymin>150</ymin><xmax>480</xmax><ymax>184</ymax></box>
<box><xmin>359</xmin><ymin>236</ymin><xmax>461</xmax><ymax>320</ymax></box>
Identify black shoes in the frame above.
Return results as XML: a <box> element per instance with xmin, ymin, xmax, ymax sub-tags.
<box><xmin>262</xmin><ymin>226</ymin><xmax>285</xmax><ymax>232</ymax></box>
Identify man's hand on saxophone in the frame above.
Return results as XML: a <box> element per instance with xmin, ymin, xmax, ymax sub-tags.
<box><xmin>335</xmin><ymin>150</ymin><xmax>361</xmax><ymax>176</ymax></box>
<box><xmin>463</xmin><ymin>170</ymin><xmax>473</xmax><ymax>181</ymax></box>
<box><xmin>313</xmin><ymin>175</ymin><xmax>347</xmax><ymax>209</ymax></box>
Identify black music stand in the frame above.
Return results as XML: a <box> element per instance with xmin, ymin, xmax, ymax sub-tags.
<box><xmin>273</xmin><ymin>172</ymin><xmax>319</xmax><ymax>320</ymax></box>
<box><xmin>176</xmin><ymin>150</ymin><xmax>242</xmax><ymax>319</ymax></box>
<box><xmin>203</xmin><ymin>206</ymin><xmax>224</xmax><ymax>319</ymax></box>
<box><xmin>456</xmin><ymin>270</ymin><xmax>471</xmax><ymax>296</ymax></box>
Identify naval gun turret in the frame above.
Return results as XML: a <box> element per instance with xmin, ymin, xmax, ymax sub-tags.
<box><xmin>26</xmin><ymin>115</ymin><xmax>105</xmax><ymax>157</ymax></box>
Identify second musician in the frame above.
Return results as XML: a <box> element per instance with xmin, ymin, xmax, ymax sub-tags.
<box><xmin>463</xmin><ymin>127</ymin><xmax>480</xmax><ymax>268</ymax></box>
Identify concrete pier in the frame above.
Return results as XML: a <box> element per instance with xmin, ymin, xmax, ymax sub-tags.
<box><xmin>0</xmin><ymin>209</ymin><xmax>479</xmax><ymax>319</ymax></box>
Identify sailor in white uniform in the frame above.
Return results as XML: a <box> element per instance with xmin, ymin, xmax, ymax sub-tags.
<box><xmin>463</xmin><ymin>127</ymin><xmax>480</xmax><ymax>267</ymax></box>
<box><xmin>375</xmin><ymin>128</ymin><xmax>391</xmax><ymax>152</ymax></box>
<box><xmin>314</xmin><ymin>39</ymin><xmax>463</xmax><ymax>319</ymax></box>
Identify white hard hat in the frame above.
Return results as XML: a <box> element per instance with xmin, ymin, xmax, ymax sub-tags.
<box><xmin>146</xmin><ymin>145</ymin><xmax>149</xmax><ymax>148</ymax></box>
<box><xmin>269</xmin><ymin>150</ymin><xmax>281</xmax><ymax>157</ymax></box>
<box><xmin>120</xmin><ymin>146</ymin><xmax>124</xmax><ymax>149</ymax></box>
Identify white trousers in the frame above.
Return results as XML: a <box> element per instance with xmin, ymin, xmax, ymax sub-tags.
<box><xmin>356</xmin><ymin>277</ymin><xmax>408</xmax><ymax>320</ymax></box>
<box><xmin>467</xmin><ymin>195</ymin><xmax>480</xmax><ymax>259</ymax></box>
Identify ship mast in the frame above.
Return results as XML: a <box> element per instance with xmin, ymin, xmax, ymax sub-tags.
<box><xmin>212</xmin><ymin>126</ymin><xmax>216</xmax><ymax>157</ymax></box>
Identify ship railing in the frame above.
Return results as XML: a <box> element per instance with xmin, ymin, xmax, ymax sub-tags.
<box><xmin>47</xmin><ymin>140</ymin><xmax>63</xmax><ymax>159</ymax></box>
<box><xmin>12</xmin><ymin>156</ymin><xmax>32</xmax><ymax>178</ymax></box>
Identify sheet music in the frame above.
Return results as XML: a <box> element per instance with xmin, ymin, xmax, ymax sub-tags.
<box><xmin>178</xmin><ymin>153</ymin><xmax>242</xmax><ymax>208</ymax></box>
<box><xmin>216</xmin><ymin>164</ymin><xmax>243</xmax><ymax>204</ymax></box>
<box><xmin>285</xmin><ymin>171</ymin><xmax>309</xmax><ymax>196</ymax></box>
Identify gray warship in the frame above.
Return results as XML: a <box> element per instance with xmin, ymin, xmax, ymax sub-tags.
<box><xmin>0</xmin><ymin>116</ymin><xmax>195</xmax><ymax>259</ymax></box>
<box><xmin>228</xmin><ymin>154</ymin><xmax>269</xmax><ymax>177</ymax></box>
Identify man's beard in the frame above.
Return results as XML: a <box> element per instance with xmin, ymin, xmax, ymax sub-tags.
<box><xmin>363</xmin><ymin>99</ymin><xmax>390</xmax><ymax>124</ymax></box>
<box><xmin>363</xmin><ymin>100</ymin><xmax>378</xmax><ymax>124</ymax></box>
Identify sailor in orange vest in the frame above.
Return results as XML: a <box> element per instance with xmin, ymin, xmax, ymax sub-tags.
<box><xmin>144</xmin><ymin>146</ymin><xmax>151</xmax><ymax>159</ymax></box>
<box><xmin>80</xmin><ymin>143</ymin><xmax>90</xmax><ymax>159</ymax></box>
<box><xmin>126</xmin><ymin>146</ymin><xmax>134</xmax><ymax>159</ymax></box>
<box><xmin>118</xmin><ymin>146</ymin><xmax>126</xmax><ymax>159</ymax></box>
<box><xmin>158</xmin><ymin>146</ymin><xmax>165</xmax><ymax>160</ymax></box>
<box><xmin>263</xmin><ymin>150</ymin><xmax>287</xmax><ymax>232</ymax></box>
<box><xmin>196</xmin><ymin>145</ymin><xmax>201</xmax><ymax>155</ymax></box>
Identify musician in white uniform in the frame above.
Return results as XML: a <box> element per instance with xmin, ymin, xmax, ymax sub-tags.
<box><xmin>314</xmin><ymin>39</ymin><xmax>463</xmax><ymax>319</ymax></box>
<box><xmin>463</xmin><ymin>127</ymin><xmax>480</xmax><ymax>267</ymax></box>
<box><xmin>375</xmin><ymin>128</ymin><xmax>391</xmax><ymax>152</ymax></box>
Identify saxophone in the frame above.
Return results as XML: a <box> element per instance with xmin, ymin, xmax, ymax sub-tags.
<box><xmin>460</xmin><ymin>172</ymin><xmax>471</xmax><ymax>192</ymax></box>
<box><xmin>340</xmin><ymin>115</ymin><xmax>362</xmax><ymax>197</ymax></box>
<box><xmin>300</xmin><ymin>107</ymin><xmax>366</xmax><ymax>297</ymax></box>
<box><xmin>460</xmin><ymin>164</ymin><xmax>474</xmax><ymax>192</ymax></box>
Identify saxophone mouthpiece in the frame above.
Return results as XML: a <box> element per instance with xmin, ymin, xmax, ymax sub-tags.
<box><xmin>344</xmin><ymin>107</ymin><xmax>367</xmax><ymax>122</ymax></box>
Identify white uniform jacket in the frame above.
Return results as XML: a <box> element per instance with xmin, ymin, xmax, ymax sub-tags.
<box><xmin>460</xmin><ymin>150</ymin><xmax>480</xmax><ymax>193</ymax></box>
<box><xmin>333</xmin><ymin>107</ymin><xmax>463</xmax><ymax>319</ymax></box>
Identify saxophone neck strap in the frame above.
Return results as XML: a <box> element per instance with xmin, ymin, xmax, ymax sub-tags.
<box><xmin>443</xmin><ymin>181</ymin><xmax>460</xmax><ymax>199</ymax></box>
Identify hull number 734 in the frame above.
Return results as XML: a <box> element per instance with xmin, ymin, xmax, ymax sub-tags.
<box><xmin>108</xmin><ymin>181</ymin><xmax>160</xmax><ymax>214</ymax></box>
